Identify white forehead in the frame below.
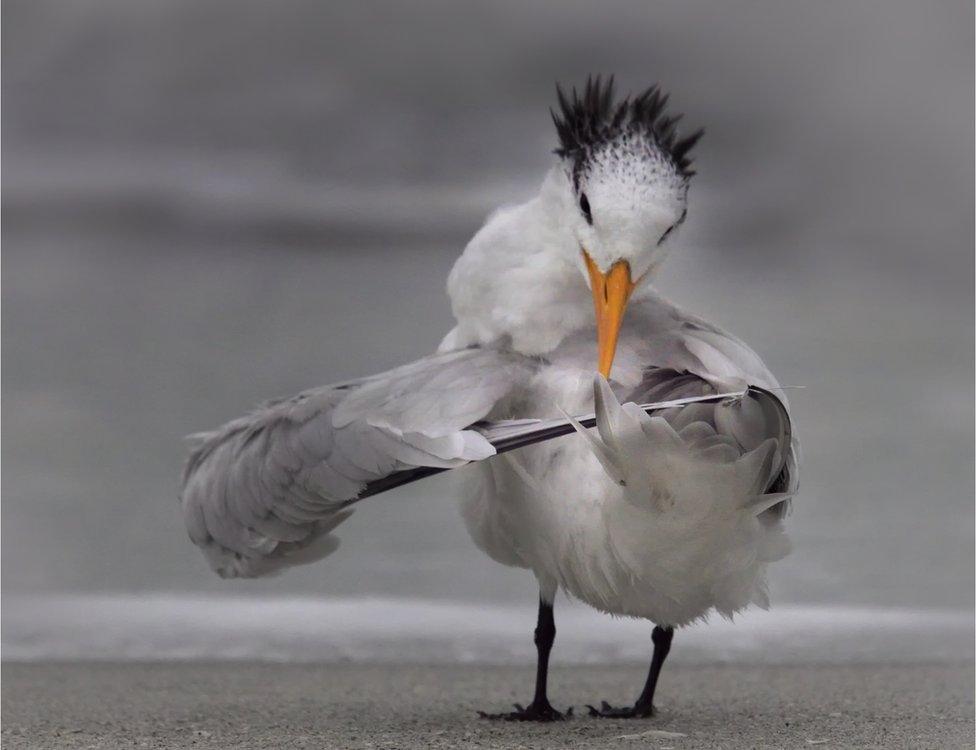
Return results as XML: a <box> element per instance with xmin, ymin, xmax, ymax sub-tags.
<box><xmin>578</xmin><ymin>131</ymin><xmax>687</xmax><ymax>222</ymax></box>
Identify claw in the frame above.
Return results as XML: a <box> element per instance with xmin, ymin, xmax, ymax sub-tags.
<box><xmin>586</xmin><ymin>699</ymin><xmax>654</xmax><ymax>719</ymax></box>
<box><xmin>478</xmin><ymin>700</ymin><xmax>571</xmax><ymax>722</ymax></box>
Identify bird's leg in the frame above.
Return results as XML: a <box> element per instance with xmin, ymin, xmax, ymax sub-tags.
<box><xmin>529</xmin><ymin>597</ymin><xmax>559</xmax><ymax>711</ymax></box>
<box><xmin>478</xmin><ymin>597</ymin><xmax>571</xmax><ymax>722</ymax></box>
<box><xmin>588</xmin><ymin>625</ymin><xmax>674</xmax><ymax>719</ymax></box>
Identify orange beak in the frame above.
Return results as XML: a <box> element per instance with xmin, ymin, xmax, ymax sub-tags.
<box><xmin>583</xmin><ymin>250</ymin><xmax>636</xmax><ymax>379</ymax></box>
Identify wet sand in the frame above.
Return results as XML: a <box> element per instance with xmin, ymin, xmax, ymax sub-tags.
<box><xmin>3</xmin><ymin>661</ymin><xmax>972</xmax><ymax>749</ymax></box>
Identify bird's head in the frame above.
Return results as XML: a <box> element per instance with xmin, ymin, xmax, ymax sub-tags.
<box><xmin>552</xmin><ymin>76</ymin><xmax>702</xmax><ymax>377</ymax></box>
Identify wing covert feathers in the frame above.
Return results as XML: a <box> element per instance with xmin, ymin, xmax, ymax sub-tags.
<box><xmin>180</xmin><ymin>349</ymin><xmax>530</xmax><ymax>578</ymax></box>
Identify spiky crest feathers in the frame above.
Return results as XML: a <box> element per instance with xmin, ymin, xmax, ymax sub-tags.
<box><xmin>551</xmin><ymin>75</ymin><xmax>703</xmax><ymax>180</ymax></box>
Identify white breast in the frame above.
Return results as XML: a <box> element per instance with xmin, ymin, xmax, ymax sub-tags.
<box><xmin>460</xmin><ymin>351</ymin><xmax>701</xmax><ymax>623</ymax></box>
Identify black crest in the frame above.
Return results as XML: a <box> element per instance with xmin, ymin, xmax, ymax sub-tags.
<box><xmin>551</xmin><ymin>75</ymin><xmax>703</xmax><ymax>180</ymax></box>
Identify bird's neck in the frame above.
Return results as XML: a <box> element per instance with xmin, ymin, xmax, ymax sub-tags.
<box><xmin>443</xmin><ymin>169</ymin><xmax>594</xmax><ymax>356</ymax></box>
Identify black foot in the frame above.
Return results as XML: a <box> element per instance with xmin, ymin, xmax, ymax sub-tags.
<box><xmin>478</xmin><ymin>701</ymin><xmax>573</xmax><ymax>722</ymax></box>
<box><xmin>586</xmin><ymin>700</ymin><xmax>654</xmax><ymax>719</ymax></box>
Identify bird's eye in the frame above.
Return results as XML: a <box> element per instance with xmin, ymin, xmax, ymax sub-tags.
<box><xmin>657</xmin><ymin>224</ymin><xmax>676</xmax><ymax>245</ymax></box>
<box><xmin>578</xmin><ymin>192</ymin><xmax>593</xmax><ymax>225</ymax></box>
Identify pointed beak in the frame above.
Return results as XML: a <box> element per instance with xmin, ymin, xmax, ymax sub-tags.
<box><xmin>583</xmin><ymin>250</ymin><xmax>635</xmax><ymax>379</ymax></box>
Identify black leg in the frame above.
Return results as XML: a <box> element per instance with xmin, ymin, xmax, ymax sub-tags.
<box><xmin>588</xmin><ymin>625</ymin><xmax>674</xmax><ymax>719</ymax></box>
<box><xmin>479</xmin><ymin>598</ymin><xmax>571</xmax><ymax>722</ymax></box>
<box><xmin>633</xmin><ymin>626</ymin><xmax>674</xmax><ymax>714</ymax></box>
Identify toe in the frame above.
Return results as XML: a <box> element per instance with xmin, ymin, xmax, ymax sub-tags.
<box><xmin>586</xmin><ymin>701</ymin><xmax>648</xmax><ymax>719</ymax></box>
<box><xmin>478</xmin><ymin>701</ymin><xmax>570</xmax><ymax>723</ymax></box>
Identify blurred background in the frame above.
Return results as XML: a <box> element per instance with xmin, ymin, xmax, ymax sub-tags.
<box><xmin>3</xmin><ymin>0</ymin><xmax>973</xmax><ymax>659</ymax></box>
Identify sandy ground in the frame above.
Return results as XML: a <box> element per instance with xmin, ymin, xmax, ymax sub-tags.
<box><xmin>2</xmin><ymin>662</ymin><xmax>972</xmax><ymax>749</ymax></box>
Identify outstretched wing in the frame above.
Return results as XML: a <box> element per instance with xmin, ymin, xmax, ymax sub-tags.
<box><xmin>180</xmin><ymin>348</ymin><xmax>533</xmax><ymax>579</ymax></box>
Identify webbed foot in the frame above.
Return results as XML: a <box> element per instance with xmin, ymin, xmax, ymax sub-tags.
<box><xmin>586</xmin><ymin>700</ymin><xmax>654</xmax><ymax>719</ymax></box>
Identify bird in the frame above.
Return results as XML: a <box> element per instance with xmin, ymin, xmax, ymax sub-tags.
<box><xmin>180</xmin><ymin>75</ymin><xmax>799</xmax><ymax>722</ymax></box>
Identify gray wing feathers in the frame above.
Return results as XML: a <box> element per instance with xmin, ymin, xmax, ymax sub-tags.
<box><xmin>627</xmin><ymin>367</ymin><xmax>799</xmax><ymax>515</ymax></box>
<box><xmin>181</xmin><ymin>349</ymin><xmax>530</xmax><ymax>579</ymax></box>
<box><xmin>631</xmin><ymin>311</ymin><xmax>800</xmax><ymax>506</ymax></box>
<box><xmin>640</xmin><ymin>312</ymin><xmax>785</xmax><ymax>393</ymax></box>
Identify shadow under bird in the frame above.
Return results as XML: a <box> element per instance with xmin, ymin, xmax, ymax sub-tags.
<box><xmin>180</xmin><ymin>76</ymin><xmax>799</xmax><ymax>721</ymax></box>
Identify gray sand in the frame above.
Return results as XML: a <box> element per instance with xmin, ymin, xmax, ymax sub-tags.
<box><xmin>2</xmin><ymin>662</ymin><xmax>972</xmax><ymax>749</ymax></box>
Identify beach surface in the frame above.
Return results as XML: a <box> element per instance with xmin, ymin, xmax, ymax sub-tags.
<box><xmin>3</xmin><ymin>661</ymin><xmax>972</xmax><ymax>749</ymax></box>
